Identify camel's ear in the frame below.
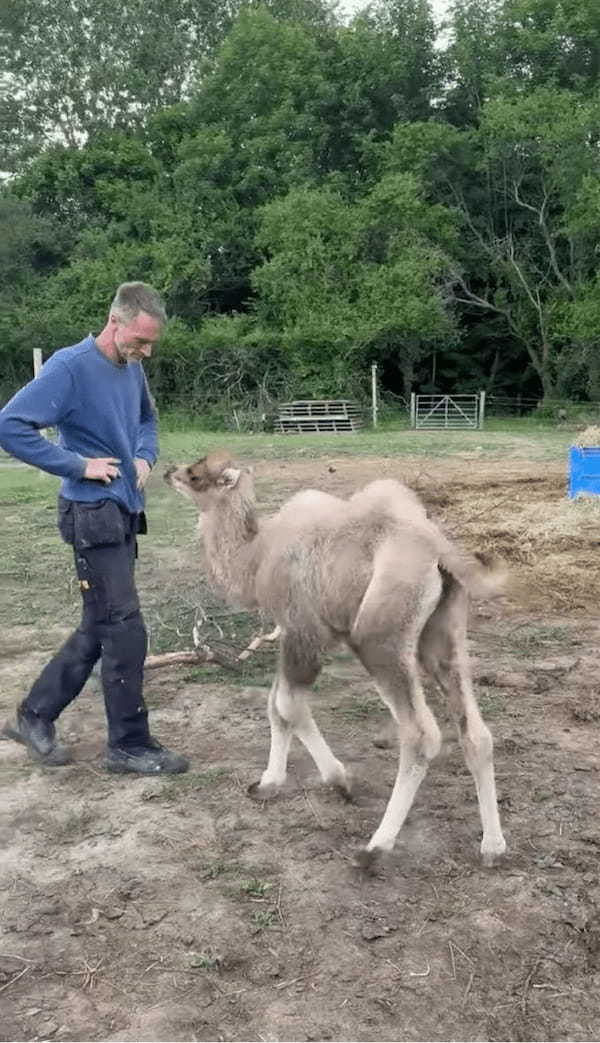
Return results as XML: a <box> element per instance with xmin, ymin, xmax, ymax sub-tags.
<box><xmin>218</xmin><ymin>467</ymin><xmax>241</xmax><ymax>488</ymax></box>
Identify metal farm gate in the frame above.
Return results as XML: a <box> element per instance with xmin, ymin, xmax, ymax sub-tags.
<box><xmin>410</xmin><ymin>393</ymin><xmax>486</xmax><ymax>430</ymax></box>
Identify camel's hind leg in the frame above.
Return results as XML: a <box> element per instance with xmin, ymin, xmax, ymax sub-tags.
<box><xmin>419</xmin><ymin>573</ymin><xmax>506</xmax><ymax>865</ymax></box>
<box><xmin>249</xmin><ymin>634</ymin><xmax>351</xmax><ymax>800</ymax></box>
<box><xmin>355</xmin><ymin>643</ymin><xmax>442</xmax><ymax>865</ymax></box>
<box><xmin>351</xmin><ymin>563</ymin><xmax>444</xmax><ymax>865</ymax></box>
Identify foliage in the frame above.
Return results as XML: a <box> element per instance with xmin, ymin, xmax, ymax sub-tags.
<box><xmin>253</xmin><ymin>175</ymin><xmax>455</xmax><ymax>396</ymax></box>
<box><xmin>1</xmin><ymin>0</ymin><xmax>599</xmax><ymax>412</ymax></box>
<box><xmin>0</xmin><ymin>0</ymin><xmax>241</xmax><ymax>172</ymax></box>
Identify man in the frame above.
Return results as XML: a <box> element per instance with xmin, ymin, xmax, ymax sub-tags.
<box><xmin>0</xmin><ymin>282</ymin><xmax>189</xmax><ymax>774</ymax></box>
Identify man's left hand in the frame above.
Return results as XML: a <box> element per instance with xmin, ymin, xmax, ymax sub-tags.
<box><xmin>134</xmin><ymin>458</ymin><xmax>151</xmax><ymax>490</ymax></box>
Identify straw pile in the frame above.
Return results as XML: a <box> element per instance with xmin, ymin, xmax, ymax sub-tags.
<box><xmin>574</xmin><ymin>426</ymin><xmax>600</xmax><ymax>447</ymax></box>
<box><xmin>428</xmin><ymin>478</ymin><xmax>600</xmax><ymax>612</ymax></box>
<box><xmin>462</xmin><ymin>495</ymin><xmax>599</xmax><ymax>559</ymax></box>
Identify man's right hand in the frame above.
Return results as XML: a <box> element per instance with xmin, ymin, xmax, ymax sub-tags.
<box><xmin>84</xmin><ymin>457</ymin><xmax>121</xmax><ymax>483</ymax></box>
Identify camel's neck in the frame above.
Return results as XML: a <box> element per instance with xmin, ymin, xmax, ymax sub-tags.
<box><xmin>202</xmin><ymin>493</ymin><xmax>261</xmax><ymax>607</ymax></box>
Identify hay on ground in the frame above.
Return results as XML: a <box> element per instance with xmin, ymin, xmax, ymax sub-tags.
<box><xmin>573</xmin><ymin>426</ymin><xmax>600</xmax><ymax>447</ymax></box>
<box><xmin>444</xmin><ymin>492</ymin><xmax>600</xmax><ymax>611</ymax></box>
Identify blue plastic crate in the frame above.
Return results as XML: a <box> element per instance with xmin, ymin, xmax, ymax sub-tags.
<box><xmin>568</xmin><ymin>446</ymin><xmax>600</xmax><ymax>498</ymax></box>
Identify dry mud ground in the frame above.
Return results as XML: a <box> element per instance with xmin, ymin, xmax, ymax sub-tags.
<box><xmin>1</xmin><ymin>452</ymin><xmax>599</xmax><ymax>1042</ymax></box>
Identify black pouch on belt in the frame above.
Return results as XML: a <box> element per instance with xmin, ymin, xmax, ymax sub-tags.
<box><xmin>58</xmin><ymin>498</ymin><xmax>127</xmax><ymax>550</ymax></box>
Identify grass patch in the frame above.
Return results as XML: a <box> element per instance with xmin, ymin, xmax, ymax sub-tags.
<box><xmin>157</xmin><ymin>421</ymin><xmax>574</xmax><ymax>465</ymax></box>
<box><xmin>229</xmin><ymin>660</ymin><xmax>275</xmax><ymax>688</ymax></box>
<box><xmin>183</xmin><ymin>665</ymin><xmax>218</xmax><ymax>683</ymax></box>
<box><xmin>184</xmin><ymin>657</ymin><xmax>274</xmax><ymax>688</ymax></box>
<box><xmin>47</xmin><ymin>806</ymin><xmax>96</xmax><ymax>841</ymax></box>
<box><xmin>0</xmin><ymin>466</ymin><xmax>58</xmax><ymax>506</ymax></box>
<box><xmin>531</xmin><ymin>786</ymin><xmax>554</xmax><ymax>803</ymax></box>
<box><xmin>503</xmin><ymin>623</ymin><xmax>573</xmax><ymax>653</ymax></box>
<box><xmin>330</xmin><ymin>696</ymin><xmax>386</xmax><ymax>720</ymax></box>
<box><xmin>252</xmin><ymin>908</ymin><xmax>277</xmax><ymax>931</ymax></box>
<box><xmin>189</xmin><ymin>950</ymin><xmax>222</xmax><ymax>971</ymax></box>
<box><xmin>199</xmin><ymin>860</ymin><xmax>241</xmax><ymax>881</ymax></box>
<box><xmin>477</xmin><ymin>690</ymin><xmax>506</xmax><ymax>716</ymax></box>
<box><xmin>0</xmin><ymin>469</ymin><xmax>78</xmax><ymax>626</ymax></box>
<box><xmin>240</xmin><ymin>878</ymin><xmax>273</xmax><ymax>898</ymax></box>
<box><xmin>143</xmin><ymin>768</ymin><xmax>229</xmax><ymax>802</ymax></box>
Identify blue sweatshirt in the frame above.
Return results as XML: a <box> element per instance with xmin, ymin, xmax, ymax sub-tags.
<box><xmin>0</xmin><ymin>335</ymin><xmax>158</xmax><ymax>514</ymax></box>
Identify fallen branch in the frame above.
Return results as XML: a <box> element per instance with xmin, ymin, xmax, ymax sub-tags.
<box><xmin>145</xmin><ymin>649</ymin><xmax>212</xmax><ymax>669</ymax></box>
<box><xmin>0</xmin><ymin>965</ymin><xmax>30</xmax><ymax>995</ymax></box>
<box><xmin>144</xmin><ymin>626</ymin><xmax>281</xmax><ymax>672</ymax></box>
<box><xmin>237</xmin><ymin>625</ymin><xmax>281</xmax><ymax>660</ymax></box>
<box><xmin>144</xmin><ymin>646</ymin><xmax>232</xmax><ymax>671</ymax></box>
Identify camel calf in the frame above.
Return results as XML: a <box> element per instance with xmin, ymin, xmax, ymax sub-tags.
<box><xmin>165</xmin><ymin>452</ymin><xmax>506</xmax><ymax>868</ymax></box>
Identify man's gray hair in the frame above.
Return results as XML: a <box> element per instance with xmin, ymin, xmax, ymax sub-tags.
<box><xmin>111</xmin><ymin>282</ymin><xmax>167</xmax><ymax>325</ymax></box>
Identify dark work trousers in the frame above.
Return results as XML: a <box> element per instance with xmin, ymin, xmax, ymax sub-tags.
<box><xmin>23</xmin><ymin>497</ymin><xmax>151</xmax><ymax>749</ymax></box>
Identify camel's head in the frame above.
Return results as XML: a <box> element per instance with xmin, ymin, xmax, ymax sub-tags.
<box><xmin>164</xmin><ymin>449</ymin><xmax>252</xmax><ymax>510</ymax></box>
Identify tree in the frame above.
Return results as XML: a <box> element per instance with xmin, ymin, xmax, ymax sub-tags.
<box><xmin>253</xmin><ymin>175</ymin><xmax>455</xmax><ymax>397</ymax></box>
<box><xmin>0</xmin><ymin>0</ymin><xmax>240</xmax><ymax>171</ymax></box>
<box><xmin>449</xmin><ymin>88</ymin><xmax>600</xmax><ymax>399</ymax></box>
<box><xmin>443</xmin><ymin>0</ymin><xmax>600</xmax><ymax>130</ymax></box>
<box><xmin>496</xmin><ymin>0</ymin><xmax>600</xmax><ymax>93</ymax></box>
<box><xmin>191</xmin><ymin>8</ymin><xmax>333</xmax><ymax>199</ymax></box>
<box><xmin>313</xmin><ymin>0</ymin><xmax>441</xmax><ymax>182</ymax></box>
<box><xmin>3</xmin><ymin>0</ymin><xmax>600</xmax><ymax>410</ymax></box>
<box><xmin>443</xmin><ymin>0</ymin><xmax>503</xmax><ymax>126</ymax></box>
<box><xmin>369</xmin><ymin>0</ymin><xmax>441</xmax><ymax>122</ymax></box>
<box><xmin>0</xmin><ymin>195</ymin><xmax>70</xmax><ymax>398</ymax></box>
<box><xmin>173</xmin><ymin>8</ymin><xmax>337</xmax><ymax>313</ymax></box>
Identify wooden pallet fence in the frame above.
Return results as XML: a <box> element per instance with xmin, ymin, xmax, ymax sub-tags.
<box><xmin>274</xmin><ymin>400</ymin><xmax>363</xmax><ymax>434</ymax></box>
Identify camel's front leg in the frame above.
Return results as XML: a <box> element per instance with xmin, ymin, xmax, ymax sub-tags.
<box><xmin>248</xmin><ymin>675</ymin><xmax>293</xmax><ymax>800</ymax></box>
<box><xmin>248</xmin><ymin>673</ymin><xmax>351</xmax><ymax>800</ymax></box>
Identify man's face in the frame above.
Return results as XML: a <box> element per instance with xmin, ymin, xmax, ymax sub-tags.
<box><xmin>112</xmin><ymin>310</ymin><xmax>163</xmax><ymax>364</ymax></box>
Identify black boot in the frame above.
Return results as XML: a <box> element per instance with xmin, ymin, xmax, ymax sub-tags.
<box><xmin>105</xmin><ymin>738</ymin><xmax>189</xmax><ymax>775</ymax></box>
<box><xmin>1</xmin><ymin>705</ymin><xmax>72</xmax><ymax>766</ymax></box>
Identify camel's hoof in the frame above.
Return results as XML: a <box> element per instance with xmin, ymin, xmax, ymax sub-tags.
<box><xmin>333</xmin><ymin>784</ymin><xmax>356</xmax><ymax>805</ymax></box>
<box><xmin>331</xmin><ymin>771</ymin><xmax>354</xmax><ymax>801</ymax></box>
<box><xmin>353</xmin><ymin>847</ymin><xmax>382</xmax><ymax>875</ymax></box>
<box><xmin>247</xmin><ymin>780</ymin><xmax>280</xmax><ymax>801</ymax></box>
<box><xmin>373</xmin><ymin>735</ymin><xmax>394</xmax><ymax>749</ymax></box>
<box><xmin>332</xmin><ymin>779</ymin><xmax>354</xmax><ymax>803</ymax></box>
<box><xmin>481</xmin><ymin>839</ymin><xmax>507</xmax><ymax>867</ymax></box>
<box><xmin>325</xmin><ymin>767</ymin><xmax>353</xmax><ymax>802</ymax></box>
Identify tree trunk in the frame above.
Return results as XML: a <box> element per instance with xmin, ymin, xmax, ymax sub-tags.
<box><xmin>486</xmin><ymin>347</ymin><xmax>500</xmax><ymax>393</ymax></box>
<box><xmin>538</xmin><ymin>344</ymin><xmax>556</xmax><ymax>401</ymax></box>
<box><xmin>586</xmin><ymin>345</ymin><xmax>600</xmax><ymax>402</ymax></box>
<box><xmin>401</xmin><ymin>360</ymin><xmax>414</xmax><ymax>404</ymax></box>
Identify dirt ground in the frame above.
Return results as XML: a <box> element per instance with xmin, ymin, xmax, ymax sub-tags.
<box><xmin>1</xmin><ymin>452</ymin><xmax>599</xmax><ymax>1042</ymax></box>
